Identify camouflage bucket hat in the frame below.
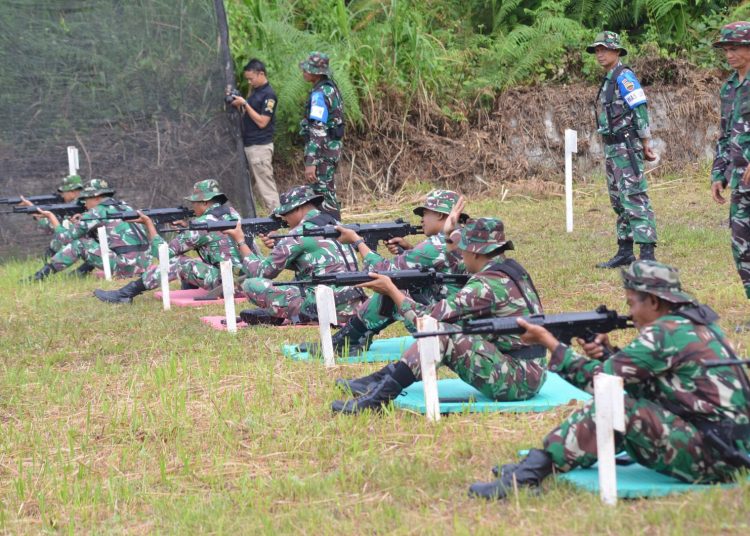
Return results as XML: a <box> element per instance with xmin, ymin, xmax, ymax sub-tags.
<box><xmin>274</xmin><ymin>185</ymin><xmax>324</xmax><ymax>216</ymax></box>
<box><xmin>57</xmin><ymin>174</ymin><xmax>83</xmax><ymax>192</ymax></box>
<box><xmin>713</xmin><ymin>21</ymin><xmax>750</xmax><ymax>48</ymax></box>
<box><xmin>457</xmin><ymin>217</ymin><xmax>514</xmax><ymax>255</ymax></box>
<box><xmin>299</xmin><ymin>51</ymin><xmax>332</xmax><ymax>76</ymax></box>
<box><xmin>184</xmin><ymin>179</ymin><xmax>227</xmax><ymax>203</ymax></box>
<box><xmin>621</xmin><ymin>260</ymin><xmax>696</xmax><ymax>304</ymax></box>
<box><xmin>413</xmin><ymin>190</ymin><xmax>469</xmax><ymax>221</ymax></box>
<box><xmin>586</xmin><ymin>31</ymin><xmax>627</xmax><ymax>56</ymax></box>
<box><xmin>78</xmin><ymin>178</ymin><xmax>115</xmax><ymax>199</ymax></box>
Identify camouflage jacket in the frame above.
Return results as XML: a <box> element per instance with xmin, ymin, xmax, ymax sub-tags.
<box><xmin>54</xmin><ymin>198</ymin><xmax>149</xmax><ymax>250</ymax></box>
<box><xmin>397</xmin><ymin>258</ymin><xmax>543</xmax><ymax>351</ymax></box>
<box><xmin>151</xmin><ymin>202</ymin><xmax>242</xmax><ymax>268</ymax></box>
<box><xmin>711</xmin><ymin>70</ymin><xmax>750</xmax><ymax>190</ymax></box>
<box><xmin>550</xmin><ymin>312</ymin><xmax>750</xmax><ymax>425</ymax></box>
<box><xmin>240</xmin><ymin>208</ymin><xmax>358</xmax><ymax>279</ymax></box>
<box><xmin>299</xmin><ymin>78</ymin><xmax>344</xmax><ymax>166</ymax></box>
<box><xmin>596</xmin><ymin>62</ymin><xmax>650</xmax><ymax>139</ymax></box>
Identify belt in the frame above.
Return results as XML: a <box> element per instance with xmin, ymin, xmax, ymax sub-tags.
<box><xmin>506</xmin><ymin>345</ymin><xmax>547</xmax><ymax>360</ymax></box>
<box><xmin>111</xmin><ymin>244</ymin><xmax>149</xmax><ymax>255</ymax></box>
<box><xmin>601</xmin><ymin>129</ymin><xmax>638</xmax><ymax>145</ymax></box>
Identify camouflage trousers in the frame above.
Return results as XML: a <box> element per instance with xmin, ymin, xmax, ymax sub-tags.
<box><xmin>140</xmin><ymin>256</ymin><xmax>222</xmax><ymax>290</ymax></box>
<box><xmin>604</xmin><ymin>142</ymin><xmax>657</xmax><ymax>244</ymax></box>
<box><xmin>241</xmin><ymin>277</ymin><xmax>365</xmax><ymax>322</ymax></box>
<box><xmin>400</xmin><ymin>328</ymin><xmax>547</xmax><ymax>401</ymax></box>
<box><xmin>729</xmin><ymin>189</ymin><xmax>750</xmax><ymax>298</ymax></box>
<box><xmin>50</xmin><ymin>238</ymin><xmax>149</xmax><ymax>278</ymax></box>
<box><xmin>543</xmin><ymin>395</ymin><xmax>739</xmax><ymax>483</ymax></box>
<box><xmin>311</xmin><ymin>157</ymin><xmax>341</xmax><ymax>217</ymax></box>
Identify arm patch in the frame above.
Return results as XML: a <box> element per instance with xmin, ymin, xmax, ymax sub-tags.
<box><xmin>309</xmin><ymin>90</ymin><xmax>328</xmax><ymax>122</ymax></box>
<box><xmin>617</xmin><ymin>70</ymin><xmax>647</xmax><ymax>109</ymax></box>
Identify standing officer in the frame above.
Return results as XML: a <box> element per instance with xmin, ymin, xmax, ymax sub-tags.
<box><xmin>299</xmin><ymin>52</ymin><xmax>345</xmax><ymax>219</ymax></box>
<box><xmin>230</xmin><ymin>59</ymin><xmax>280</xmax><ymax>212</ymax></box>
<box><xmin>710</xmin><ymin>22</ymin><xmax>750</xmax><ymax>302</ymax></box>
<box><xmin>588</xmin><ymin>31</ymin><xmax>658</xmax><ymax>268</ymax></box>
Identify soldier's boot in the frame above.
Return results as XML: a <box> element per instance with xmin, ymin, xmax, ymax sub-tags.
<box><xmin>638</xmin><ymin>243</ymin><xmax>656</xmax><ymax>261</ymax></box>
<box><xmin>26</xmin><ymin>264</ymin><xmax>57</xmax><ymax>282</ymax></box>
<box><xmin>331</xmin><ymin>361</ymin><xmax>415</xmax><ymax>414</ymax></box>
<box><xmin>469</xmin><ymin>449</ymin><xmax>554</xmax><ymax>500</ymax></box>
<box><xmin>238</xmin><ymin>309</ymin><xmax>286</xmax><ymax>326</ymax></box>
<box><xmin>596</xmin><ymin>240</ymin><xmax>635</xmax><ymax>269</ymax></box>
<box><xmin>93</xmin><ymin>279</ymin><xmax>146</xmax><ymax>304</ymax></box>
<box><xmin>180</xmin><ymin>280</ymin><xmax>200</xmax><ymax>290</ymax></box>
<box><xmin>299</xmin><ymin>316</ymin><xmax>381</xmax><ymax>356</ymax></box>
<box><xmin>335</xmin><ymin>363</ymin><xmax>397</xmax><ymax>396</ymax></box>
<box><xmin>72</xmin><ymin>262</ymin><xmax>95</xmax><ymax>278</ymax></box>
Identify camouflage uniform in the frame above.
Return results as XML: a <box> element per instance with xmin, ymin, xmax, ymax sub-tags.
<box><xmin>711</xmin><ymin>22</ymin><xmax>750</xmax><ymax>299</ymax></box>
<box><xmin>299</xmin><ymin>52</ymin><xmax>345</xmax><ymax>218</ymax></box>
<box><xmin>139</xmin><ymin>180</ymin><xmax>242</xmax><ymax>290</ymax></box>
<box><xmin>544</xmin><ymin>261</ymin><xmax>750</xmax><ymax>483</ymax></box>
<box><xmin>36</xmin><ymin>174</ymin><xmax>83</xmax><ymax>255</ymax></box>
<box><xmin>468</xmin><ymin>261</ymin><xmax>750</xmax><ymax>501</ymax></box>
<box><xmin>240</xmin><ymin>185</ymin><xmax>365</xmax><ymax>322</ymax></box>
<box><xmin>48</xmin><ymin>179</ymin><xmax>150</xmax><ymax>277</ymax></box>
<box><xmin>588</xmin><ymin>32</ymin><xmax>658</xmax><ymax>263</ymax></box>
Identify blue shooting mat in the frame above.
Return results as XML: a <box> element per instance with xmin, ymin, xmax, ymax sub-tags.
<box><xmin>558</xmin><ymin>462</ymin><xmax>744</xmax><ymax>498</ymax></box>
<box><xmin>393</xmin><ymin>372</ymin><xmax>591</xmax><ymax>414</ymax></box>
<box><xmin>281</xmin><ymin>336</ymin><xmax>415</xmax><ymax>364</ymax></box>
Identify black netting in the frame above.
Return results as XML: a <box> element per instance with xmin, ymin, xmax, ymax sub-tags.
<box><xmin>0</xmin><ymin>0</ymin><xmax>253</xmax><ymax>258</ymax></box>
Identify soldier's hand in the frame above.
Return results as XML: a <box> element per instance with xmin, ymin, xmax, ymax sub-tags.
<box><xmin>37</xmin><ymin>209</ymin><xmax>54</xmax><ymax>220</ymax></box>
<box><xmin>355</xmin><ymin>273</ymin><xmax>398</xmax><ymax>296</ymax></box>
<box><xmin>386</xmin><ymin>237</ymin><xmax>411</xmax><ymax>254</ymax></box>
<box><xmin>38</xmin><ymin>210</ymin><xmax>60</xmax><ymax>228</ymax></box>
<box><xmin>443</xmin><ymin>195</ymin><xmax>466</xmax><ymax>236</ymax></box>
<box><xmin>171</xmin><ymin>219</ymin><xmax>188</xmax><ymax>228</ymax></box>
<box><xmin>517</xmin><ymin>318</ymin><xmax>559</xmax><ymax>350</ymax></box>
<box><xmin>576</xmin><ymin>334</ymin><xmax>611</xmax><ymax>360</ymax></box>
<box><xmin>335</xmin><ymin>225</ymin><xmax>360</xmax><ymax>244</ymax></box>
<box><xmin>711</xmin><ymin>181</ymin><xmax>726</xmax><ymax>205</ymax></box>
<box><xmin>131</xmin><ymin>211</ymin><xmax>152</xmax><ymax>225</ymax></box>
<box><xmin>643</xmin><ymin>144</ymin><xmax>657</xmax><ymax>162</ymax></box>
<box><xmin>70</xmin><ymin>213</ymin><xmax>82</xmax><ymax>223</ymax></box>
<box><xmin>258</xmin><ymin>233</ymin><xmax>276</xmax><ymax>249</ymax></box>
<box><xmin>304</xmin><ymin>165</ymin><xmax>317</xmax><ymax>183</ymax></box>
<box><xmin>17</xmin><ymin>196</ymin><xmax>33</xmax><ymax>207</ymax></box>
<box><xmin>223</xmin><ymin>220</ymin><xmax>245</xmax><ymax>242</ymax></box>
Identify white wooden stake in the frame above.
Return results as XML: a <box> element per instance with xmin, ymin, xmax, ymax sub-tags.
<box><xmin>564</xmin><ymin>129</ymin><xmax>578</xmax><ymax>233</ymax></box>
<box><xmin>220</xmin><ymin>261</ymin><xmax>237</xmax><ymax>333</ymax></box>
<box><xmin>315</xmin><ymin>285</ymin><xmax>337</xmax><ymax>367</ymax></box>
<box><xmin>594</xmin><ymin>373</ymin><xmax>625</xmax><ymax>506</ymax></box>
<box><xmin>417</xmin><ymin>316</ymin><xmax>441</xmax><ymax>422</ymax></box>
<box><xmin>158</xmin><ymin>242</ymin><xmax>171</xmax><ymax>311</ymax></box>
<box><xmin>97</xmin><ymin>226</ymin><xmax>112</xmax><ymax>281</ymax></box>
<box><xmin>67</xmin><ymin>146</ymin><xmax>79</xmax><ymax>176</ymax></box>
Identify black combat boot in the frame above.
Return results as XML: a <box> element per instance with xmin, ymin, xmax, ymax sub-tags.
<box><xmin>238</xmin><ymin>308</ymin><xmax>286</xmax><ymax>326</ymax></box>
<box><xmin>596</xmin><ymin>240</ymin><xmax>635</xmax><ymax>269</ymax></box>
<box><xmin>331</xmin><ymin>361</ymin><xmax>415</xmax><ymax>414</ymax></box>
<box><xmin>93</xmin><ymin>279</ymin><xmax>146</xmax><ymax>304</ymax></box>
<box><xmin>469</xmin><ymin>449</ymin><xmax>554</xmax><ymax>500</ymax></box>
<box><xmin>638</xmin><ymin>243</ymin><xmax>656</xmax><ymax>261</ymax></box>
<box><xmin>28</xmin><ymin>264</ymin><xmax>57</xmax><ymax>282</ymax></box>
<box><xmin>335</xmin><ymin>363</ymin><xmax>397</xmax><ymax>396</ymax></box>
<box><xmin>72</xmin><ymin>262</ymin><xmax>95</xmax><ymax>278</ymax></box>
<box><xmin>299</xmin><ymin>316</ymin><xmax>383</xmax><ymax>356</ymax></box>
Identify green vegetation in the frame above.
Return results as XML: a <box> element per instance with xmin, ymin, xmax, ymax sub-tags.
<box><xmin>1</xmin><ymin>169</ymin><xmax>749</xmax><ymax>532</ymax></box>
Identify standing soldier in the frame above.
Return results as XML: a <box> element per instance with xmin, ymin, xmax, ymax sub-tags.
<box><xmin>93</xmin><ymin>179</ymin><xmax>243</xmax><ymax>304</ymax></box>
<box><xmin>299</xmin><ymin>52</ymin><xmax>345</xmax><ymax>219</ymax></box>
<box><xmin>588</xmin><ymin>31</ymin><xmax>658</xmax><ymax>268</ymax></box>
<box><xmin>28</xmin><ymin>179</ymin><xmax>150</xmax><ymax>281</ymax></box>
<box><xmin>469</xmin><ymin>261</ymin><xmax>750</xmax><ymax>500</ymax></box>
<box><xmin>710</xmin><ymin>22</ymin><xmax>750</xmax><ymax>302</ymax></box>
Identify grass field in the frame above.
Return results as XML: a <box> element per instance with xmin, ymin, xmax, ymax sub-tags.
<box><xmin>1</xmin><ymin>169</ymin><xmax>749</xmax><ymax>534</ymax></box>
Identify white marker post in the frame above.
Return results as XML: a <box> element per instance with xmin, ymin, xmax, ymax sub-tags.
<box><xmin>564</xmin><ymin>129</ymin><xmax>578</xmax><ymax>233</ymax></box>
<box><xmin>67</xmin><ymin>146</ymin><xmax>79</xmax><ymax>176</ymax></box>
<box><xmin>315</xmin><ymin>285</ymin><xmax>338</xmax><ymax>368</ymax></box>
<box><xmin>594</xmin><ymin>373</ymin><xmax>625</xmax><ymax>506</ymax></box>
<box><xmin>220</xmin><ymin>260</ymin><xmax>237</xmax><ymax>333</ymax></box>
<box><xmin>416</xmin><ymin>316</ymin><xmax>441</xmax><ymax>422</ymax></box>
<box><xmin>158</xmin><ymin>242</ymin><xmax>171</xmax><ymax>311</ymax></box>
<box><xmin>97</xmin><ymin>226</ymin><xmax>112</xmax><ymax>281</ymax></box>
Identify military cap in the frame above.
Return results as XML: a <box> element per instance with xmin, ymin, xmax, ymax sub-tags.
<box><xmin>413</xmin><ymin>189</ymin><xmax>469</xmax><ymax>221</ymax></box>
<box><xmin>57</xmin><ymin>174</ymin><xmax>83</xmax><ymax>192</ymax></box>
<box><xmin>713</xmin><ymin>21</ymin><xmax>750</xmax><ymax>48</ymax></box>
<box><xmin>274</xmin><ymin>185</ymin><xmax>324</xmax><ymax>216</ymax></box>
<box><xmin>586</xmin><ymin>31</ymin><xmax>627</xmax><ymax>56</ymax></box>
<box><xmin>184</xmin><ymin>179</ymin><xmax>227</xmax><ymax>204</ymax></box>
<box><xmin>78</xmin><ymin>178</ymin><xmax>115</xmax><ymax>199</ymax></box>
<box><xmin>299</xmin><ymin>51</ymin><xmax>332</xmax><ymax>77</ymax></box>
<box><xmin>456</xmin><ymin>217</ymin><xmax>514</xmax><ymax>255</ymax></box>
<box><xmin>621</xmin><ymin>260</ymin><xmax>696</xmax><ymax>304</ymax></box>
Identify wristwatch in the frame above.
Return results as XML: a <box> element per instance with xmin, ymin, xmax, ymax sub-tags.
<box><xmin>352</xmin><ymin>238</ymin><xmax>365</xmax><ymax>249</ymax></box>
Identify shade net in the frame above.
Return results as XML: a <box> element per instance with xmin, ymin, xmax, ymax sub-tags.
<box><xmin>0</xmin><ymin>0</ymin><xmax>251</xmax><ymax>258</ymax></box>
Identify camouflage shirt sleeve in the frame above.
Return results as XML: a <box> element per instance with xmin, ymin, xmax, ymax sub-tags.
<box><xmin>36</xmin><ymin>217</ymin><xmax>54</xmax><ymax>235</ymax></box>
<box><xmin>151</xmin><ymin>229</ymin><xmax>212</xmax><ymax>258</ymax></box>
<box><xmin>633</xmin><ymin>103</ymin><xmax>650</xmax><ymax>139</ymax></box>
<box><xmin>240</xmin><ymin>236</ymin><xmax>300</xmax><ymax>279</ymax></box>
<box><xmin>362</xmin><ymin>235</ymin><xmax>443</xmax><ymax>271</ymax></box>
<box><xmin>398</xmin><ymin>276</ymin><xmax>498</xmax><ymax>325</ymax></box>
<box><xmin>712</xmin><ymin>78</ymin><xmax>734</xmax><ymax>184</ymax></box>
<box><xmin>55</xmin><ymin>205</ymin><xmax>104</xmax><ymax>241</ymax></box>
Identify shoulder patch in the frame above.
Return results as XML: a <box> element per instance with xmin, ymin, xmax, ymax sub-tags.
<box><xmin>309</xmin><ymin>90</ymin><xmax>328</xmax><ymax>122</ymax></box>
<box><xmin>617</xmin><ymin>70</ymin><xmax>647</xmax><ymax>109</ymax></box>
<box><xmin>264</xmin><ymin>98</ymin><xmax>276</xmax><ymax>113</ymax></box>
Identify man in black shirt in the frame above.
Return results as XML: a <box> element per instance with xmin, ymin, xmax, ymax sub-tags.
<box><xmin>231</xmin><ymin>59</ymin><xmax>280</xmax><ymax>211</ymax></box>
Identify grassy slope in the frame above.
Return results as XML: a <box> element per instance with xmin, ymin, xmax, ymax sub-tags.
<box><xmin>1</xmin><ymin>169</ymin><xmax>749</xmax><ymax>534</ymax></box>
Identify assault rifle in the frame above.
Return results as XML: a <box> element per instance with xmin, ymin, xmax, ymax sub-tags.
<box><xmin>413</xmin><ymin>305</ymin><xmax>634</xmax><ymax>347</ymax></box>
<box><xmin>188</xmin><ymin>216</ymin><xmax>286</xmax><ymax>236</ymax></box>
<box><xmin>0</xmin><ymin>193</ymin><xmax>62</xmax><ymax>205</ymax></box>
<box><xmin>82</xmin><ymin>207</ymin><xmax>194</xmax><ymax>225</ymax></box>
<box><xmin>274</xmin><ymin>268</ymin><xmax>469</xmax><ymax>315</ymax></box>
<box><xmin>12</xmin><ymin>202</ymin><xmax>85</xmax><ymax>218</ymax></box>
<box><xmin>270</xmin><ymin>219</ymin><xmax>423</xmax><ymax>251</ymax></box>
